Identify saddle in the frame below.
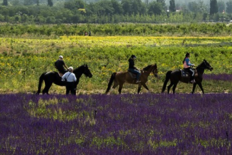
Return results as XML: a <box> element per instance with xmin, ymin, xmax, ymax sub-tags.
<box><xmin>181</xmin><ymin>68</ymin><xmax>198</xmax><ymax>78</ymax></box>
<box><xmin>128</xmin><ymin>72</ymin><xmax>137</xmax><ymax>79</ymax></box>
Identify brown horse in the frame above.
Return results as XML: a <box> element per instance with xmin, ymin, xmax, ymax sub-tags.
<box><xmin>105</xmin><ymin>64</ymin><xmax>158</xmax><ymax>94</ymax></box>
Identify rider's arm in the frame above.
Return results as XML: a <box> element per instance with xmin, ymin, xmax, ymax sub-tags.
<box><xmin>63</xmin><ymin>62</ymin><xmax>68</xmax><ymax>69</ymax></box>
<box><xmin>73</xmin><ymin>73</ymin><xmax>77</xmax><ymax>82</ymax></box>
<box><xmin>186</xmin><ymin>59</ymin><xmax>193</xmax><ymax>67</ymax></box>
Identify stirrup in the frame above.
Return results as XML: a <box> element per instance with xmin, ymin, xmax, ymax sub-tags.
<box><xmin>190</xmin><ymin>80</ymin><xmax>195</xmax><ymax>83</ymax></box>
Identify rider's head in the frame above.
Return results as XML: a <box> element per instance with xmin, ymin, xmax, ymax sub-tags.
<box><xmin>59</xmin><ymin>55</ymin><xmax>63</xmax><ymax>60</ymax></box>
<box><xmin>68</xmin><ymin>66</ymin><xmax>73</xmax><ymax>72</ymax></box>
<box><xmin>185</xmin><ymin>53</ymin><xmax>190</xmax><ymax>58</ymax></box>
<box><xmin>131</xmin><ymin>55</ymin><xmax>136</xmax><ymax>59</ymax></box>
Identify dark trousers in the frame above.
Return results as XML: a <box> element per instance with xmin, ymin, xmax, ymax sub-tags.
<box><xmin>66</xmin><ymin>82</ymin><xmax>76</xmax><ymax>95</ymax></box>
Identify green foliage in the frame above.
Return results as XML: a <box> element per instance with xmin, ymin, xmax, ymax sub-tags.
<box><xmin>0</xmin><ymin>23</ymin><xmax>231</xmax><ymax>36</ymax></box>
<box><xmin>0</xmin><ymin>0</ymin><xmax>230</xmax><ymax>24</ymax></box>
<box><xmin>226</xmin><ymin>0</ymin><xmax>232</xmax><ymax>14</ymax></box>
<box><xmin>3</xmin><ymin>0</ymin><xmax>8</xmax><ymax>6</ymax></box>
<box><xmin>210</xmin><ymin>0</ymin><xmax>218</xmax><ymax>15</ymax></box>
<box><xmin>0</xmin><ymin>34</ymin><xmax>232</xmax><ymax>94</ymax></box>
<box><xmin>169</xmin><ymin>0</ymin><xmax>176</xmax><ymax>12</ymax></box>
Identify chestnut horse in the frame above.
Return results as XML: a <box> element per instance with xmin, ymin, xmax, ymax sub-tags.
<box><xmin>105</xmin><ymin>64</ymin><xmax>158</xmax><ymax>94</ymax></box>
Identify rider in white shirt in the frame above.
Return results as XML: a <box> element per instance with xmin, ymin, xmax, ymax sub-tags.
<box><xmin>62</xmin><ymin>66</ymin><xmax>77</xmax><ymax>95</ymax></box>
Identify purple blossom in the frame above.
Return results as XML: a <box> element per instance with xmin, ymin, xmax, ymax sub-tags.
<box><xmin>204</xmin><ymin>74</ymin><xmax>232</xmax><ymax>81</ymax></box>
<box><xmin>0</xmin><ymin>93</ymin><xmax>232</xmax><ymax>154</ymax></box>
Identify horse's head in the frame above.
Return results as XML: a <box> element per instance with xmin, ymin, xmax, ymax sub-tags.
<box><xmin>143</xmin><ymin>64</ymin><xmax>158</xmax><ymax>77</ymax></box>
<box><xmin>83</xmin><ymin>64</ymin><xmax>93</xmax><ymax>78</ymax></box>
<box><xmin>152</xmin><ymin>64</ymin><xmax>158</xmax><ymax>77</ymax></box>
<box><xmin>203</xmin><ymin>59</ymin><xmax>213</xmax><ymax>71</ymax></box>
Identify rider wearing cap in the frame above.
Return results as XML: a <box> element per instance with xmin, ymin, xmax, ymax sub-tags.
<box><xmin>62</xmin><ymin>66</ymin><xmax>77</xmax><ymax>95</ymax></box>
<box><xmin>183</xmin><ymin>53</ymin><xmax>195</xmax><ymax>83</ymax></box>
<box><xmin>128</xmin><ymin>55</ymin><xmax>141</xmax><ymax>83</ymax></box>
<box><xmin>55</xmin><ymin>55</ymin><xmax>68</xmax><ymax>76</ymax></box>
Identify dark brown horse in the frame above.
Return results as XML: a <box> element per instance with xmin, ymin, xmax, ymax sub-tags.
<box><xmin>162</xmin><ymin>59</ymin><xmax>213</xmax><ymax>94</ymax></box>
<box><xmin>105</xmin><ymin>64</ymin><xmax>158</xmax><ymax>94</ymax></box>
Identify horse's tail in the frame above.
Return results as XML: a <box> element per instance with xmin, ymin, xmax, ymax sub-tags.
<box><xmin>162</xmin><ymin>71</ymin><xmax>172</xmax><ymax>93</ymax></box>
<box><xmin>37</xmin><ymin>72</ymin><xmax>46</xmax><ymax>94</ymax></box>
<box><xmin>105</xmin><ymin>72</ymin><xmax>116</xmax><ymax>94</ymax></box>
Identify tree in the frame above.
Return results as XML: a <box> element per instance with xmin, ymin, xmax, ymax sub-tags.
<box><xmin>3</xmin><ymin>0</ymin><xmax>8</xmax><ymax>6</ymax></box>
<box><xmin>226</xmin><ymin>0</ymin><xmax>232</xmax><ymax>14</ymax></box>
<box><xmin>24</xmin><ymin>0</ymin><xmax>34</xmax><ymax>5</ymax></box>
<box><xmin>217</xmin><ymin>1</ymin><xmax>225</xmax><ymax>13</ymax></box>
<box><xmin>131</xmin><ymin>0</ymin><xmax>146</xmax><ymax>15</ymax></box>
<box><xmin>64</xmin><ymin>0</ymin><xmax>85</xmax><ymax>11</ymax></box>
<box><xmin>121</xmin><ymin>0</ymin><xmax>132</xmax><ymax>15</ymax></box>
<box><xmin>148</xmin><ymin>1</ymin><xmax>163</xmax><ymax>15</ymax></box>
<box><xmin>169</xmin><ymin>0</ymin><xmax>175</xmax><ymax>12</ymax></box>
<box><xmin>157</xmin><ymin>0</ymin><xmax>166</xmax><ymax>10</ymax></box>
<box><xmin>95</xmin><ymin>0</ymin><xmax>114</xmax><ymax>15</ymax></box>
<box><xmin>188</xmin><ymin>2</ymin><xmax>199</xmax><ymax>13</ymax></box>
<box><xmin>111</xmin><ymin>0</ymin><xmax>123</xmax><ymax>15</ymax></box>
<box><xmin>210</xmin><ymin>0</ymin><xmax>218</xmax><ymax>15</ymax></box>
<box><xmin>48</xmin><ymin>0</ymin><xmax>53</xmax><ymax>7</ymax></box>
<box><xmin>188</xmin><ymin>1</ymin><xmax>207</xmax><ymax>13</ymax></box>
<box><xmin>36</xmin><ymin>0</ymin><xmax>39</xmax><ymax>6</ymax></box>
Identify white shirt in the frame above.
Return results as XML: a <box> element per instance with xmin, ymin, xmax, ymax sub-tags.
<box><xmin>62</xmin><ymin>72</ymin><xmax>77</xmax><ymax>82</ymax></box>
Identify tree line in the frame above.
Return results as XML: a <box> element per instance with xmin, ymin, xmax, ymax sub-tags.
<box><xmin>0</xmin><ymin>0</ymin><xmax>232</xmax><ymax>23</ymax></box>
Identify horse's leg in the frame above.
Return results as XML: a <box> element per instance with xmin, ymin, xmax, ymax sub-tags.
<box><xmin>138</xmin><ymin>84</ymin><xmax>142</xmax><ymax>94</ymax></box>
<box><xmin>142</xmin><ymin>83</ymin><xmax>149</xmax><ymax>92</ymax></box>
<box><xmin>191</xmin><ymin>83</ymin><xmax>197</xmax><ymax>94</ymax></box>
<box><xmin>118</xmin><ymin>84</ymin><xmax>123</xmax><ymax>94</ymax></box>
<box><xmin>43</xmin><ymin>81</ymin><xmax>52</xmax><ymax>94</ymax></box>
<box><xmin>112</xmin><ymin>82</ymin><xmax>118</xmax><ymax>89</ymax></box>
<box><xmin>167</xmin><ymin>83</ymin><xmax>174</xmax><ymax>94</ymax></box>
<box><xmin>172</xmin><ymin>83</ymin><xmax>178</xmax><ymax>94</ymax></box>
<box><xmin>197</xmin><ymin>82</ymin><xmax>204</xmax><ymax>94</ymax></box>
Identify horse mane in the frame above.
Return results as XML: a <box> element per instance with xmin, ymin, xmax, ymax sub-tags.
<box><xmin>196</xmin><ymin>61</ymin><xmax>204</xmax><ymax>69</ymax></box>
<box><xmin>143</xmin><ymin>65</ymin><xmax>152</xmax><ymax>71</ymax></box>
<box><xmin>73</xmin><ymin>64</ymin><xmax>86</xmax><ymax>72</ymax></box>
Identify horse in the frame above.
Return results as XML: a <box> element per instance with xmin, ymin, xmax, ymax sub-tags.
<box><xmin>105</xmin><ymin>64</ymin><xmax>158</xmax><ymax>94</ymax></box>
<box><xmin>162</xmin><ymin>59</ymin><xmax>213</xmax><ymax>94</ymax></box>
<box><xmin>37</xmin><ymin>64</ymin><xmax>93</xmax><ymax>94</ymax></box>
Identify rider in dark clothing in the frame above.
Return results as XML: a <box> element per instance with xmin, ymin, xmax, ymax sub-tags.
<box><xmin>55</xmin><ymin>55</ymin><xmax>68</xmax><ymax>75</ymax></box>
<box><xmin>128</xmin><ymin>55</ymin><xmax>141</xmax><ymax>83</ymax></box>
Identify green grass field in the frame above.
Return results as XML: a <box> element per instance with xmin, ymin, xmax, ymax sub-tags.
<box><xmin>0</xmin><ymin>36</ymin><xmax>231</xmax><ymax>94</ymax></box>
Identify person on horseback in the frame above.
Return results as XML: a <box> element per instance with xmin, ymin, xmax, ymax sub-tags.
<box><xmin>128</xmin><ymin>55</ymin><xmax>141</xmax><ymax>83</ymax></box>
<box><xmin>62</xmin><ymin>66</ymin><xmax>77</xmax><ymax>95</ymax></box>
<box><xmin>183</xmin><ymin>53</ymin><xmax>195</xmax><ymax>83</ymax></box>
<box><xmin>55</xmin><ymin>55</ymin><xmax>68</xmax><ymax>76</ymax></box>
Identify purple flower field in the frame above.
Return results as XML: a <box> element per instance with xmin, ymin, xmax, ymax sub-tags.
<box><xmin>204</xmin><ymin>74</ymin><xmax>232</xmax><ymax>81</ymax></box>
<box><xmin>1</xmin><ymin>93</ymin><xmax>232</xmax><ymax>154</ymax></box>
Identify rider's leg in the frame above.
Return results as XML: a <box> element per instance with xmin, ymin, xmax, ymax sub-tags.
<box><xmin>189</xmin><ymin>68</ymin><xmax>195</xmax><ymax>83</ymax></box>
<box><xmin>66</xmin><ymin>82</ymin><xmax>71</xmax><ymax>95</ymax></box>
<box><xmin>133</xmin><ymin>69</ymin><xmax>141</xmax><ymax>83</ymax></box>
<box><xmin>128</xmin><ymin>69</ymin><xmax>141</xmax><ymax>83</ymax></box>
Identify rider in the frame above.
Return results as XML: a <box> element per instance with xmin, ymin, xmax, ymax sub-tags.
<box><xmin>62</xmin><ymin>66</ymin><xmax>77</xmax><ymax>95</ymax></box>
<box><xmin>55</xmin><ymin>55</ymin><xmax>68</xmax><ymax>76</ymax></box>
<box><xmin>183</xmin><ymin>53</ymin><xmax>195</xmax><ymax>83</ymax></box>
<box><xmin>128</xmin><ymin>55</ymin><xmax>141</xmax><ymax>83</ymax></box>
